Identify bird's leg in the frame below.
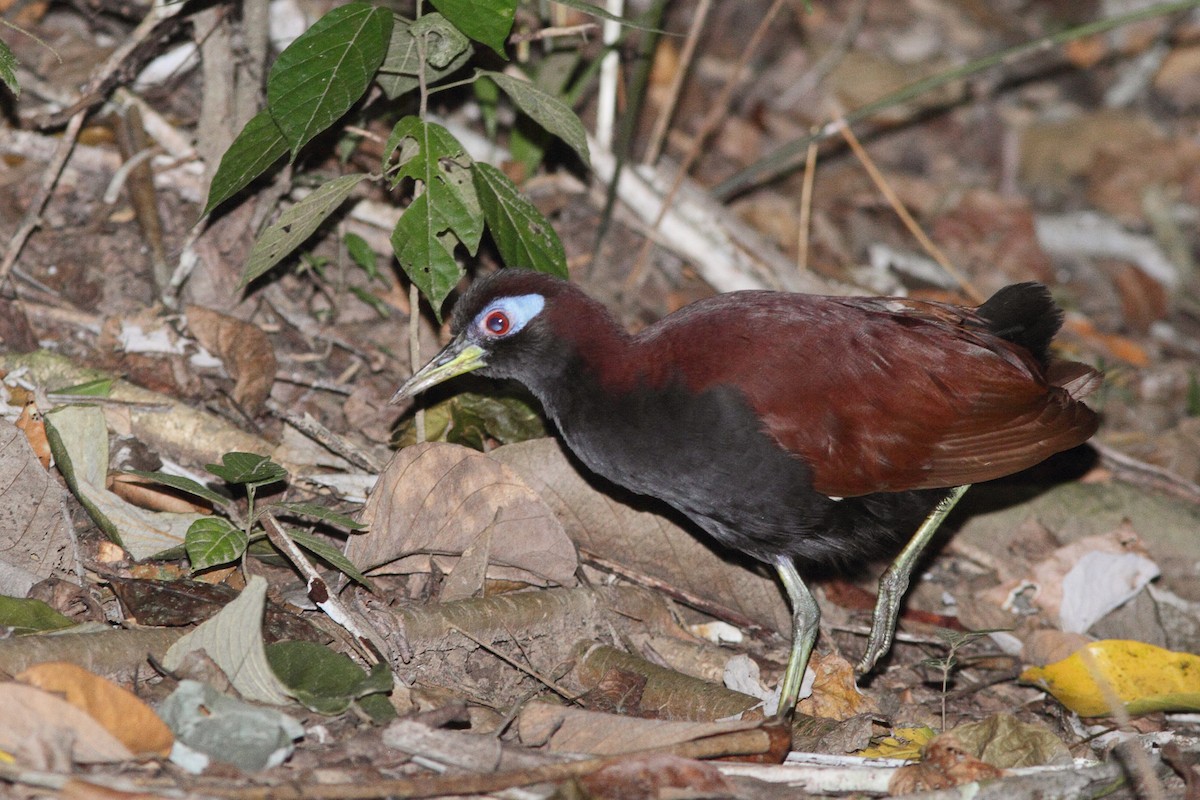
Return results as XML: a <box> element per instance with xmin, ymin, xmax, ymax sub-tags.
<box><xmin>773</xmin><ymin>556</ymin><xmax>821</xmax><ymax>720</ymax></box>
<box><xmin>856</xmin><ymin>484</ymin><xmax>970</xmax><ymax>675</ymax></box>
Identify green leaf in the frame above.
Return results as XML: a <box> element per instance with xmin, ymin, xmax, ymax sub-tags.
<box><xmin>343</xmin><ymin>232</ymin><xmax>380</xmax><ymax>280</ymax></box>
<box><xmin>549</xmin><ymin>0</ymin><xmax>667</xmax><ymax>31</ymax></box>
<box><xmin>383</xmin><ymin>119</ymin><xmax>485</xmax><ymax>310</ymax></box>
<box><xmin>274</xmin><ymin>502</ymin><xmax>364</xmax><ymax>531</ymax></box>
<box><xmin>0</xmin><ymin>39</ymin><xmax>19</xmax><ymax>98</ymax></box>
<box><xmin>203</xmin><ymin>110</ymin><xmax>289</xmax><ymax>216</ymax></box>
<box><xmin>0</xmin><ymin>596</ymin><xmax>75</xmax><ymax>634</ymax></box>
<box><xmin>391</xmin><ymin>192</ymin><xmax>463</xmax><ymax>315</ymax></box>
<box><xmin>267</xmin><ymin>3</ymin><xmax>393</xmax><ymax>159</ymax></box>
<box><xmin>429</xmin><ymin>0</ymin><xmax>515</xmax><ymax>57</ymax></box>
<box><xmin>483</xmin><ymin>71</ymin><xmax>590</xmax><ymax>167</ymax></box>
<box><xmin>266</xmin><ymin>640</ymin><xmax>392</xmax><ymax>715</ymax></box>
<box><xmin>125</xmin><ymin>470</ymin><xmax>231</xmax><ymax>508</ymax></box>
<box><xmin>51</xmin><ymin>378</ymin><xmax>113</xmax><ymax>397</ymax></box>
<box><xmin>472</xmin><ymin>163</ymin><xmax>567</xmax><ymax>277</ymax></box>
<box><xmin>378</xmin><ymin>13</ymin><xmax>469</xmax><ymax>78</ymax></box>
<box><xmin>206</xmin><ymin>452</ymin><xmax>288</xmax><ymax>488</ymax></box>
<box><xmin>186</xmin><ymin>517</ymin><xmax>249</xmax><ymax>571</ymax></box>
<box><xmin>286</xmin><ymin>528</ymin><xmax>375</xmax><ymax>591</ymax></box>
<box><xmin>240</xmin><ymin>173</ymin><xmax>368</xmax><ymax>287</ymax></box>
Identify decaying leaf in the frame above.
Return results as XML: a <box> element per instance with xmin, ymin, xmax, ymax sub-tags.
<box><xmin>888</xmin><ymin>734</ymin><xmax>1003</xmax><ymax>794</ymax></box>
<box><xmin>186</xmin><ymin>305</ymin><xmax>277</xmax><ymax>415</ymax></box>
<box><xmin>352</xmin><ymin>441</ymin><xmax>577</xmax><ymax>590</ymax></box>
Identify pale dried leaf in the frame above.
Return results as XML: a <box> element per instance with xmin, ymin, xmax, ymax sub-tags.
<box><xmin>352</xmin><ymin>442</ymin><xmax>577</xmax><ymax>587</ymax></box>
<box><xmin>0</xmin><ymin>420</ymin><xmax>73</xmax><ymax>596</ymax></box>
<box><xmin>516</xmin><ymin>701</ymin><xmax>759</xmax><ymax>755</ymax></box>
<box><xmin>0</xmin><ymin>682</ymin><xmax>134</xmax><ymax>766</ymax></box>
<box><xmin>163</xmin><ymin>575</ymin><xmax>292</xmax><ymax>706</ymax></box>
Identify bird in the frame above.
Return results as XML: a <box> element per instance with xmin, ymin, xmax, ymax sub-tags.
<box><xmin>392</xmin><ymin>268</ymin><xmax>1100</xmax><ymax>720</ymax></box>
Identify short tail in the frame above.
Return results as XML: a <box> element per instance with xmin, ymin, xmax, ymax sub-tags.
<box><xmin>979</xmin><ymin>282</ymin><xmax>1102</xmax><ymax>401</ymax></box>
<box><xmin>977</xmin><ymin>282</ymin><xmax>1061</xmax><ymax>367</ymax></box>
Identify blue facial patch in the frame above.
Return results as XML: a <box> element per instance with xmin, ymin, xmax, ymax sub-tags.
<box><xmin>476</xmin><ymin>293</ymin><xmax>546</xmax><ymax>337</ymax></box>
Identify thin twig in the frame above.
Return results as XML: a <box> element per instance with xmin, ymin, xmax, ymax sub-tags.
<box><xmin>594</xmin><ymin>0</ymin><xmax>625</xmax><ymax>153</ymax></box>
<box><xmin>625</xmin><ymin>0</ymin><xmax>786</xmax><ymax>291</ymax></box>
<box><xmin>509</xmin><ymin>23</ymin><xmax>598</xmax><ymax>45</ymax></box>
<box><xmin>0</xmin><ymin>110</ymin><xmax>86</xmax><ymax>286</ymax></box>
<box><xmin>641</xmin><ymin>0</ymin><xmax>712</xmax><ymax>166</ymax></box>
<box><xmin>449</xmin><ymin>624</ymin><xmax>582</xmax><ymax>703</ymax></box>
<box><xmin>833</xmin><ymin>116</ymin><xmax>984</xmax><ymax>302</ymax></box>
<box><xmin>796</xmin><ymin>136</ymin><xmax>819</xmax><ymax>273</ymax></box>
<box><xmin>260</xmin><ymin>512</ymin><xmax>382</xmax><ymax>665</ymax></box>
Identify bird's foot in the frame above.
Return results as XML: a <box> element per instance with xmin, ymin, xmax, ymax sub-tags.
<box><xmin>855</xmin><ymin>571</ymin><xmax>907</xmax><ymax>676</ymax></box>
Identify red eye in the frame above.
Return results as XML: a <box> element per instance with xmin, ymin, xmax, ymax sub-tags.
<box><xmin>484</xmin><ymin>310</ymin><xmax>510</xmax><ymax>335</ymax></box>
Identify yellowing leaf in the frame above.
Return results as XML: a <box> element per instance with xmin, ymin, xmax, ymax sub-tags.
<box><xmin>17</xmin><ymin>662</ymin><xmax>173</xmax><ymax>756</ymax></box>
<box><xmin>857</xmin><ymin>725</ymin><xmax>937</xmax><ymax>760</ymax></box>
<box><xmin>1020</xmin><ymin>640</ymin><xmax>1200</xmax><ymax>717</ymax></box>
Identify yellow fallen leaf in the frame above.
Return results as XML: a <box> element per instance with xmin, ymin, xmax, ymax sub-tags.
<box><xmin>17</xmin><ymin>662</ymin><xmax>174</xmax><ymax>757</ymax></box>
<box><xmin>857</xmin><ymin>726</ymin><xmax>937</xmax><ymax>760</ymax></box>
<box><xmin>1020</xmin><ymin>640</ymin><xmax>1200</xmax><ymax>717</ymax></box>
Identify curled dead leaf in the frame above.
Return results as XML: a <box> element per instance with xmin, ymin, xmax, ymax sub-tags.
<box><xmin>889</xmin><ymin>734</ymin><xmax>1003</xmax><ymax>795</ymax></box>
<box><xmin>186</xmin><ymin>305</ymin><xmax>277</xmax><ymax>415</ymax></box>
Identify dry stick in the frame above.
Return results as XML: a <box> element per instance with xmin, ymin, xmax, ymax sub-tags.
<box><xmin>409</xmin><ymin>32</ymin><xmax>432</xmax><ymax>444</ymax></box>
<box><xmin>266</xmin><ymin>401</ymin><xmax>384</xmax><ymax>473</ymax></box>
<box><xmin>833</xmin><ymin>116</ymin><xmax>985</xmax><ymax>303</ymax></box>
<box><xmin>448</xmin><ymin>624</ymin><xmax>582</xmax><ymax>703</ymax></box>
<box><xmin>641</xmin><ymin>0</ymin><xmax>713</xmax><ymax>167</ymax></box>
<box><xmin>509</xmin><ymin>23</ymin><xmax>599</xmax><ymax>45</ymax></box>
<box><xmin>260</xmin><ymin>512</ymin><xmax>383</xmax><ymax>666</ymax></box>
<box><xmin>624</xmin><ymin>0</ymin><xmax>787</xmax><ymax>291</ymax></box>
<box><xmin>796</xmin><ymin>137</ymin><xmax>819</xmax><ymax>273</ymax></box>
<box><xmin>0</xmin><ymin>110</ymin><xmax>85</xmax><ymax>286</ymax></box>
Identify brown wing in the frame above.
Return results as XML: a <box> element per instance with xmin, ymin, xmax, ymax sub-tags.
<box><xmin>645</xmin><ymin>292</ymin><xmax>1098</xmax><ymax>498</ymax></box>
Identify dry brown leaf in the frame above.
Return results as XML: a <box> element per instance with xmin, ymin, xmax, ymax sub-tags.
<box><xmin>490</xmin><ymin>438</ymin><xmax>790</xmax><ymax>634</ymax></box>
<box><xmin>109</xmin><ymin>472</ymin><xmax>213</xmax><ymax>514</ymax></box>
<box><xmin>797</xmin><ymin>651</ymin><xmax>878</xmax><ymax>721</ymax></box>
<box><xmin>352</xmin><ymin>442</ymin><xmax>578</xmax><ymax>588</ymax></box>
<box><xmin>15</xmin><ymin>401</ymin><xmax>51</xmax><ymax>468</ymax></box>
<box><xmin>889</xmin><ymin>734</ymin><xmax>1003</xmax><ymax>795</ymax></box>
<box><xmin>516</xmin><ymin>700</ymin><xmax>760</xmax><ymax>755</ymax></box>
<box><xmin>17</xmin><ymin>661</ymin><xmax>174</xmax><ymax>757</ymax></box>
<box><xmin>0</xmin><ymin>682</ymin><xmax>134</xmax><ymax>767</ymax></box>
<box><xmin>185</xmin><ymin>305</ymin><xmax>277</xmax><ymax>415</ymax></box>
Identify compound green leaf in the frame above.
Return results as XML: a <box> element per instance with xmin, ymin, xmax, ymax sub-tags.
<box><xmin>0</xmin><ymin>39</ymin><xmax>19</xmax><ymax>97</ymax></box>
<box><xmin>186</xmin><ymin>517</ymin><xmax>249</xmax><ymax>572</ymax></box>
<box><xmin>206</xmin><ymin>452</ymin><xmax>288</xmax><ymax>488</ymax></box>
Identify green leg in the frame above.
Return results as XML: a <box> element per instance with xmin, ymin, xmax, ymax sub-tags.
<box><xmin>773</xmin><ymin>556</ymin><xmax>821</xmax><ymax>720</ymax></box>
<box><xmin>856</xmin><ymin>485</ymin><xmax>970</xmax><ymax>676</ymax></box>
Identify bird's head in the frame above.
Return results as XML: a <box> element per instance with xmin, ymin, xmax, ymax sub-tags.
<box><xmin>391</xmin><ymin>269</ymin><xmax>590</xmax><ymax>403</ymax></box>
